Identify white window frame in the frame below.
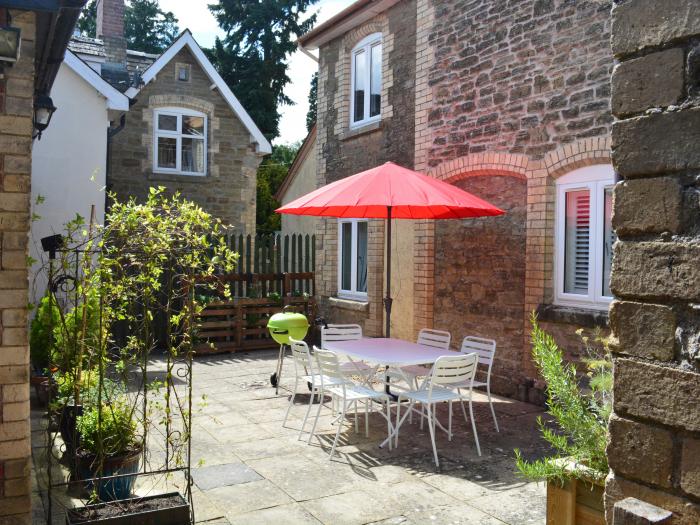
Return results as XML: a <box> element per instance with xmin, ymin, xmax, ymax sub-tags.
<box><xmin>554</xmin><ymin>164</ymin><xmax>615</xmax><ymax>310</ymax></box>
<box><xmin>337</xmin><ymin>219</ymin><xmax>369</xmax><ymax>301</ymax></box>
<box><xmin>153</xmin><ymin>107</ymin><xmax>207</xmax><ymax>176</ymax></box>
<box><xmin>349</xmin><ymin>33</ymin><xmax>382</xmax><ymax>129</ymax></box>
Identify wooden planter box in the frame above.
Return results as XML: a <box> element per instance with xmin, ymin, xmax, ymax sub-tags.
<box><xmin>546</xmin><ymin>461</ymin><xmax>605</xmax><ymax>525</ymax></box>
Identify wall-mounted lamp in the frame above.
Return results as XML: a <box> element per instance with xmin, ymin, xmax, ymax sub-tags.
<box><xmin>0</xmin><ymin>26</ymin><xmax>20</xmax><ymax>64</ymax></box>
<box><xmin>33</xmin><ymin>94</ymin><xmax>56</xmax><ymax>140</ymax></box>
<box><xmin>41</xmin><ymin>234</ymin><xmax>64</xmax><ymax>260</ymax></box>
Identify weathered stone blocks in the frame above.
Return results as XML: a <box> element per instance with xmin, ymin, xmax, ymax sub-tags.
<box><xmin>607</xmin><ymin>415</ymin><xmax>674</xmax><ymax>488</ymax></box>
<box><xmin>613</xmin><ymin>358</ymin><xmax>700</xmax><ymax>432</ymax></box>
<box><xmin>612</xmin><ymin>497</ymin><xmax>673</xmax><ymax>525</ymax></box>
<box><xmin>611</xmin><ymin>241</ymin><xmax>700</xmax><ymax>302</ymax></box>
<box><xmin>613</xmin><ymin>177</ymin><xmax>683</xmax><ymax>236</ymax></box>
<box><xmin>612</xmin><ymin>48</ymin><xmax>685</xmax><ymax>116</ymax></box>
<box><xmin>611</xmin><ymin>0</ymin><xmax>700</xmax><ymax>57</ymax></box>
<box><xmin>609</xmin><ymin>301</ymin><xmax>675</xmax><ymax>361</ymax></box>
<box><xmin>680</xmin><ymin>438</ymin><xmax>700</xmax><ymax>499</ymax></box>
<box><xmin>612</xmin><ymin>108</ymin><xmax>700</xmax><ymax>177</ymax></box>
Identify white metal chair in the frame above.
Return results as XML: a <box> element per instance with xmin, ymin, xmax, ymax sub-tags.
<box><xmin>453</xmin><ymin>336</ymin><xmax>499</xmax><ymax>432</ymax></box>
<box><xmin>283</xmin><ymin>338</ymin><xmax>345</xmax><ymax>442</ymax></box>
<box><xmin>399</xmin><ymin>328</ymin><xmax>452</xmax><ymax>389</ymax></box>
<box><xmin>321</xmin><ymin>324</ymin><xmax>375</xmax><ymax>381</ymax></box>
<box><xmin>309</xmin><ymin>347</ymin><xmax>393</xmax><ymax>459</ymax></box>
<box><xmin>393</xmin><ymin>353</ymin><xmax>481</xmax><ymax>467</ymax></box>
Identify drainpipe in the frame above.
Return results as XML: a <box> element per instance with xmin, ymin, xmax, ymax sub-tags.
<box><xmin>298</xmin><ymin>43</ymin><xmax>319</xmax><ymax>63</ymax></box>
<box><xmin>105</xmin><ymin>113</ymin><xmax>126</xmax><ymax>212</ymax></box>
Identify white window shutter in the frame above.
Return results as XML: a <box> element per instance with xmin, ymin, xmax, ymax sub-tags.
<box><xmin>564</xmin><ymin>189</ymin><xmax>591</xmax><ymax>295</ymax></box>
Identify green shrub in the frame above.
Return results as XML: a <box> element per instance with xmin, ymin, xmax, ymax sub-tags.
<box><xmin>514</xmin><ymin>314</ymin><xmax>610</xmax><ymax>485</ymax></box>
<box><xmin>52</xmin><ymin>292</ymin><xmax>105</xmax><ymax>373</ymax></box>
<box><xmin>77</xmin><ymin>399</ymin><xmax>141</xmax><ymax>457</ymax></box>
<box><xmin>30</xmin><ymin>294</ymin><xmax>60</xmax><ymax>373</ymax></box>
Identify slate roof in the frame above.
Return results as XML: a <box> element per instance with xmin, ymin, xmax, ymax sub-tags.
<box><xmin>68</xmin><ymin>35</ymin><xmax>159</xmax><ymax>91</ymax></box>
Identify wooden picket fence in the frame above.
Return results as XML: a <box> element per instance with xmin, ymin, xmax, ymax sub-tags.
<box><xmin>194</xmin><ymin>233</ymin><xmax>317</xmax><ymax>354</ymax></box>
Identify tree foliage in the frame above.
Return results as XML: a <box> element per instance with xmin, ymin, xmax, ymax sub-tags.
<box><xmin>514</xmin><ymin>314</ymin><xmax>611</xmax><ymax>486</ymax></box>
<box><xmin>77</xmin><ymin>0</ymin><xmax>179</xmax><ymax>54</ymax></box>
<box><xmin>207</xmin><ymin>0</ymin><xmax>320</xmax><ymax>140</ymax></box>
<box><xmin>306</xmin><ymin>72</ymin><xmax>318</xmax><ymax>132</ymax></box>
<box><xmin>256</xmin><ymin>143</ymin><xmax>300</xmax><ymax>233</ymax></box>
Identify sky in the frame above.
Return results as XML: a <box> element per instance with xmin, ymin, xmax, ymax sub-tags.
<box><xmin>158</xmin><ymin>0</ymin><xmax>354</xmax><ymax>146</ymax></box>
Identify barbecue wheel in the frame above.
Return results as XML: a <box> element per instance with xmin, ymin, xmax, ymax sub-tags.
<box><xmin>270</xmin><ymin>373</ymin><xmax>278</xmax><ymax>387</ymax></box>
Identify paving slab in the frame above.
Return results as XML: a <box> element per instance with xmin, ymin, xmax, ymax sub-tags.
<box><xmin>228</xmin><ymin>502</ymin><xmax>323</xmax><ymax>525</ymax></box>
<box><xmin>192</xmin><ymin>462</ymin><xmax>263</xmax><ymax>490</ymax></box>
<box><xmin>206</xmin><ymin>479</ymin><xmax>293</xmax><ymax>517</ymax></box>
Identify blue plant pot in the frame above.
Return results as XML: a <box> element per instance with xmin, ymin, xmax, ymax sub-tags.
<box><xmin>77</xmin><ymin>449</ymin><xmax>141</xmax><ymax>501</ymax></box>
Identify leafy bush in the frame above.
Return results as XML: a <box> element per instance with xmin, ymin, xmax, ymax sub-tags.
<box><xmin>52</xmin><ymin>292</ymin><xmax>106</xmax><ymax>374</ymax></box>
<box><xmin>77</xmin><ymin>399</ymin><xmax>141</xmax><ymax>457</ymax></box>
<box><xmin>30</xmin><ymin>294</ymin><xmax>60</xmax><ymax>373</ymax></box>
<box><xmin>514</xmin><ymin>314</ymin><xmax>610</xmax><ymax>485</ymax></box>
<box><xmin>54</xmin><ymin>368</ymin><xmax>123</xmax><ymax>409</ymax></box>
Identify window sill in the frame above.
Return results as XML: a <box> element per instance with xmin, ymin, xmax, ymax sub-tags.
<box><xmin>341</xmin><ymin>120</ymin><xmax>382</xmax><ymax>141</ymax></box>
<box><xmin>536</xmin><ymin>304</ymin><xmax>609</xmax><ymax>329</ymax></box>
<box><xmin>329</xmin><ymin>296</ymin><xmax>369</xmax><ymax>313</ymax></box>
<box><xmin>149</xmin><ymin>172</ymin><xmax>208</xmax><ymax>183</ymax></box>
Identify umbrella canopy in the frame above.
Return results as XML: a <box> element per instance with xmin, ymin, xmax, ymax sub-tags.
<box><xmin>276</xmin><ymin>161</ymin><xmax>505</xmax><ymax>219</ymax></box>
<box><xmin>275</xmin><ymin>161</ymin><xmax>504</xmax><ymax>341</ymax></box>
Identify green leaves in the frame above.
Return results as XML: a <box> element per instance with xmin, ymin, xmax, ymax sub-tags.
<box><xmin>515</xmin><ymin>314</ymin><xmax>609</xmax><ymax>484</ymax></box>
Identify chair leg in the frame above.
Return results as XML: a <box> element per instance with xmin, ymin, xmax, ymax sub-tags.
<box><xmin>427</xmin><ymin>404</ymin><xmax>439</xmax><ymax>468</ymax></box>
<box><xmin>487</xmin><ymin>385</ymin><xmax>499</xmax><ymax>432</ymax></box>
<box><xmin>308</xmin><ymin>388</ymin><xmax>325</xmax><ymax>444</ymax></box>
<box><xmin>298</xmin><ymin>385</ymin><xmax>315</xmax><ymax>440</ymax></box>
<box><xmin>365</xmin><ymin>400</ymin><xmax>369</xmax><ymax>438</ymax></box>
<box><xmin>330</xmin><ymin>399</ymin><xmax>346</xmax><ymax>459</ymax></box>
<box><xmin>283</xmin><ymin>377</ymin><xmax>298</xmax><ymax>428</ymax></box>
<box><xmin>468</xmin><ymin>398</ymin><xmax>482</xmax><ymax>457</ymax></box>
<box><xmin>385</xmin><ymin>400</ymin><xmax>392</xmax><ymax>451</ymax></box>
<box><xmin>354</xmin><ymin>401</ymin><xmax>359</xmax><ymax>433</ymax></box>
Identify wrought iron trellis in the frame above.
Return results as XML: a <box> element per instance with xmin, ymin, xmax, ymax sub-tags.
<box><xmin>38</xmin><ymin>232</ymin><xmax>196</xmax><ymax>524</ymax></box>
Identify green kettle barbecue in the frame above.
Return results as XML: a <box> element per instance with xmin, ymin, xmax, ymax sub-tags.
<box><xmin>267</xmin><ymin>307</ymin><xmax>309</xmax><ymax>392</ymax></box>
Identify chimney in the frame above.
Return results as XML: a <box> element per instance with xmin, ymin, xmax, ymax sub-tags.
<box><xmin>97</xmin><ymin>0</ymin><xmax>126</xmax><ymax>65</ymax></box>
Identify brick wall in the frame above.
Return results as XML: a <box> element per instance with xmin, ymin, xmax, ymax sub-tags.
<box><xmin>0</xmin><ymin>8</ymin><xmax>34</xmax><ymax>522</ymax></box>
<box><xmin>315</xmin><ymin>0</ymin><xmax>417</xmax><ymax>335</ymax></box>
<box><xmin>413</xmin><ymin>0</ymin><xmax>614</xmax><ymax>395</ymax></box>
<box><xmin>108</xmin><ymin>47</ymin><xmax>261</xmax><ymax>233</ymax></box>
<box><xmin>605</xmin><ymin>1</ymin><xmax>700</xmax><ymax>522</ymax></box>
<box><xmin>97</xmin><ymin>0</ymin><xmax>126</xmax><ymax>65</ymax></box>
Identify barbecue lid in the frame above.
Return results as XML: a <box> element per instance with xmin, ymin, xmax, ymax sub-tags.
<box><xmin>267</xmin><ymin>309</ymin><xmax>310</xmax><ymax>331</ymax></box>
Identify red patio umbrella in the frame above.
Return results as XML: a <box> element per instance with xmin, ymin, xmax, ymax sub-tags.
<box><xmin>276</xmin><ymin>161</ymin><xmax>504</xmax><ymax>337</ymax></box>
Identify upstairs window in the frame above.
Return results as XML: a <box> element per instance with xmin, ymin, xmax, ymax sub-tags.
<box><xmin>350</xmin><ymin>34</ymin><xmax>382</xmax><ymax>128</ymax></box>
<box><xmin>555</xmin><ymin>165</ymin><xmax>616</xmax><ymax>310</ymax></box>
<box><xmin>338</xmin><ymin>219</ymin><xmax>368</xmax><ymax>300</ymax></box>
<box><xmin>153</xmin><ymin>108</ymin><xmax>207</xmax><ymax>176</ymax></box>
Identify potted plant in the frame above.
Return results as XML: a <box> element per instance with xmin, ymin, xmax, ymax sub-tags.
<box><xmin>29</xmin><ymin>293</ymin><xmax>61</xmax><ymax>405</ymax></box>
<box><xmin>75</xmin><ymin>398</ymin><xmax>143</xmax><ymax>501</ymax></box>
<box><xmin>65</xmin><ymin>492</ymin><xmax>191</xmax><ymax>525</ymax></box>
<box><xmin>515</xmin><ymin>315</ymin><xmax>610</xmax><ymax>525</ymax></box>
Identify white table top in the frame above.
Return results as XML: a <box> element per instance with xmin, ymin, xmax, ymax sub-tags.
<box><xmin>323</xmin><ymin>337</ymin><xmax>456</xmax><ymax>366</ymax></box>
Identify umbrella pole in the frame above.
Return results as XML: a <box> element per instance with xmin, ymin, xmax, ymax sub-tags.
<box><xmin>384</xmin><ymin>206</ymin><xmax>392</xmax><ymax>338</ymax></box>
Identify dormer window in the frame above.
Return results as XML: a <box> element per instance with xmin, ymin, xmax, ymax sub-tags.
<box><xmin>153</xmin><ymin>108</ymin><xmax>207</xmax><ymax>176</ymax></box>
<box><xmin>350</xmin><ymin>34</ymin><xmax>382</xmax><ymax>128</ymax></box>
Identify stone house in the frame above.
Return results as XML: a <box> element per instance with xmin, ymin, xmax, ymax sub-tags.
<box><xmin>0</xmin><ymin>2</ymin><xmax>87</xmax><ymax>521</ymax></box>
<box><xmin>65</xmin><ymin>0</ymin><xmax>270</xmax><ymax>233</ymax></box>
<box><xmin>276</xmin><ymin>124</ymin><xmax>318</xmax><ymax>238</ymax></box>
<box><xmin>299</xmin><ymin>0</ymin><xmax>615</xmax><ymax>400</ymax></box>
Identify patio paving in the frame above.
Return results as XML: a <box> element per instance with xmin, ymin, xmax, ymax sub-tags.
<box><xmin>31</xmin><ymin>349</ymin><xmax>551</xmax><ymax>524</ymax></box>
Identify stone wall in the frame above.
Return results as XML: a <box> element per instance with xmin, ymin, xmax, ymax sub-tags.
<box><xmin>413</xmin><ymin>0</ymin><xmax>614</xmax><ymax>396</ymax></box>
<box><xmin>109</xmin><ymin>47</ymin><xmax>261</xmax><ymax>233</ymax></box>
<box><xmin>605</xmin><ymin>1</ymin><xmax>700</xmax><ymax>523</ymax></box>
<box><xmin>434</xmin><ymin>174</ymin><xmax>526</xmax><ymax>397</ymax></box>
<box><xmin>315</xmin><ymin>0</ymin><xmax>417</xmax><ymax>336</ymax></box>
<box><xmin>0</xmin><ymin>9</ymin><xmax>34</xmax><ymax>522</ymax></box>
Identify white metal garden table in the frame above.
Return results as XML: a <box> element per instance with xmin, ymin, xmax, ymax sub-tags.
<box><xmin>323</xmin><ymin>337</ymin><xmax>460</xmax><ymax>447</ymax></box>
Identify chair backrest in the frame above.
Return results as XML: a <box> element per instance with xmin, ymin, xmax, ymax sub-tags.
<box><xmin>321</xmin><ymin>324</ymin><xmax>362</xmax><ymax>347</ymax></box>
<box><xmin>460</xmin><ymin>336</ymin><xmax>496</xmax><ymax>374</ymax></box>
<box><xmin>417</xmin><ymin>328</ymin><xmax>451</xmax><ymax>351</ymax></box>
<box><xmin>289</xmin><ymin>337</ymin><xmax>313</xmax><ymax>378</ymax></box>
<box><xmin>429</xmin><ymin>353</ymin><xmax>478</xmax><ymax>394</ymax></box>
<box><xmin>313</xmin><ymin>347</ymin><xmax>344</xmax><ymax>385</ymax></box>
